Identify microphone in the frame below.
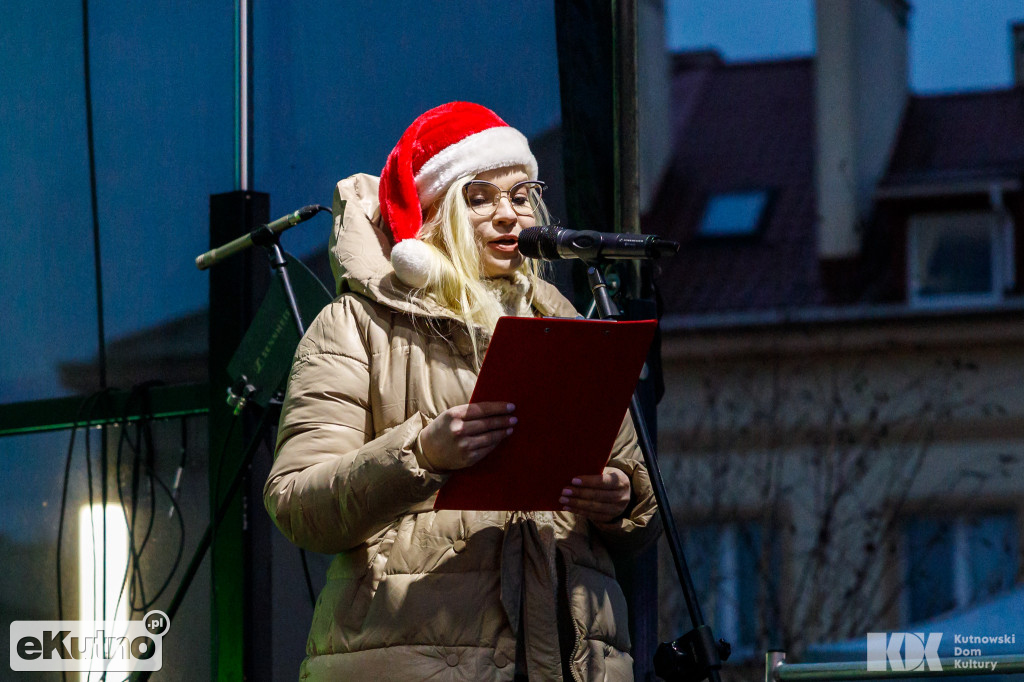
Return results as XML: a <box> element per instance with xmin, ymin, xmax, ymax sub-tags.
<box><xmin>518</xmin><ymin>225</ymin><xmax>679</xmax><ymax>261</ymax></box>
<box><xmin>195</xmin><ymin>204</ymin><xmax>324</xmax><ymax>270</ymax></box>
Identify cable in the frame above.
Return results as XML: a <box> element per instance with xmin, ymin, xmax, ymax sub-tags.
<box><xmin>80</xmin><ymin>0</ymin><xmax>106</xmax><ymax>390</ymax></box>
<box><xmin>116</xmin><ymin>385</ymin><xmax>153</xmax><ymax>613</ymax></box>
<box><xmin>113</xmin><ymin>448</ymin><xmax>186</xmax><ymax>617</ymax></box>
<box><xmin>168</xmin><ymin>417</ymin><xmax>188</xmax><ymax>518</ymax></box>
<box><xmin>56</xmin><ymin>390</ymin><xmax>105</xmax><ymax>621</ymax></box>
<box><xmin>109</xmin><ymin>383</ymin><xmax>188</xmax><ymax>620</ymax></box>
<box><xmin>84</xmin><ymin>407</ymin><xmax>97</xmax><ymax>622</ymax></box>
<box><xmin>54</xmin><ymin>383</ymin><xmax>192</xmax><ymax>682</ymax></box>
<box><xmin>300</xmin><ymin>548</ymin><xmax>317</xmax><ymax>607</ymax></box>
<box><xmin>80</xmin><ymin>0</ymin><xmax>109</xmax><ymax>670</ymax></box>
<box><xmin>56</xmin><ymin>389</ymin><xmax>112</xmax><ymax>682</ymax></box>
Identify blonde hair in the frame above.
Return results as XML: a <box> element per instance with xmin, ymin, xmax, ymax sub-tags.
<box><xmin>412</xmin><ymin>170</ymin><xmax>549</xmax><ymax>360</ymax></box>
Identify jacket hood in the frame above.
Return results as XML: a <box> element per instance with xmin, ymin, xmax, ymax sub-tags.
<box><xmin>329</xmin><ymin>173</ymin><xmax>577</xmax><ymax>320</ymax></box>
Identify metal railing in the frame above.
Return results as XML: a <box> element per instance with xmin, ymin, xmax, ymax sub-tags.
<box><xmin>766</xmin><ymin>651</ymin><xmax>1024</xmax><ymax>680</ymax></box>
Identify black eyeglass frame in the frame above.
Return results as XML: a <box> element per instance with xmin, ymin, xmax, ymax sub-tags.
<box><xmin>462</xmin><ymin>179</ymin><xmax>548</xmax><ymax>217</ymax></box>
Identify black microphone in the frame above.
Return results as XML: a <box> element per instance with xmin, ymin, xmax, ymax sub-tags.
<box><xmin>195</xmin><ymin>204</ymin><xmax>325</xmax><ymax>270</ymax></box>
<box><xmin>518</xmin><ymin>225</ymin><xmax>680</xmax><ymax>261</ymax></box>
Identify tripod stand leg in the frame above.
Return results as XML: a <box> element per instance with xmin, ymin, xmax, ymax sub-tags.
<box><xmin>586</xmin><ymin>262</ymin><xmax>726</xmax><ymax>682</ymax></box>
<box><xmin>129</xmin><ymin>408</ymin><xmax>273</xmax><ymax>682</ymax></box>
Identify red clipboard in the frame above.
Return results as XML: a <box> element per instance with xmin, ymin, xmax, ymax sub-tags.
<box><xmin>433</xmin><ymin>316</ymin><xmax>657</xmax><ymax>511</ymax></box>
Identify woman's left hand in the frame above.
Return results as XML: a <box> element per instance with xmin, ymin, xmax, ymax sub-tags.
<box><xmin>559</xmin><ymin>468</ymin><xmax>631</xmax><ymax>523</ymax></box>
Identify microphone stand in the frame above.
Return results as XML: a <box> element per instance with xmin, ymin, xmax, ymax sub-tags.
<box><xmin>250</xmin><ymin>224</ymin><xmax>307</xmax><ymax>337</ymax></box>
<box><xmin>131</xmin><ymin>218</ymin><xmax>325</xmax><ymax>682</ymax></box>
<box><xmin>585</xmin><ymin>264</ymin><xmax>730</xmax><ymax>682</ymax></box>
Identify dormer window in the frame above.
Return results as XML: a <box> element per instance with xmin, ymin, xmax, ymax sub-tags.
<box><xmin>907</xmin><ymin>210</ymin><xmax>1014</xmax><ymax>307</ymax></box>
<box><xmin>697</xmin><ymin>190</ymin><xmax>770</xmax><ymax>238</ymax></box>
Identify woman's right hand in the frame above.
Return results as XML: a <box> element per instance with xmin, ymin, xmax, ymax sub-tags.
<box><xmin>418</xmin><ymin>402</ymin><xmax>516</xmax><ymax>472</ymax></box>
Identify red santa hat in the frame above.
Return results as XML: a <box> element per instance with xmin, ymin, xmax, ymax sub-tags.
<box><xmin>379</xmin><ymin>101</ymin><xmax>538</xmax><ymax>287</ymax></box>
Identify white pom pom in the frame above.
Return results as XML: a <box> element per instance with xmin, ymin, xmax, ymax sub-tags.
<box><xmin>390</xmin><ymin>239</ymin><xmax>433</xmax><ymax>289</ymax></box>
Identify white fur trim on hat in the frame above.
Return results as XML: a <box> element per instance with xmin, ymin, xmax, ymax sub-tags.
<box><xmin>414</xmin><ymin>126</ymin><xmax>538</xmax><ymax>207</ymax></box>
<box><xmin>390</xmin><ymin>238</ymin><xmax>434</xmax><ymax>289</ymax></box>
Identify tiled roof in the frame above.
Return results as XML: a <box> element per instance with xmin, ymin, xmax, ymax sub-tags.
<box><xmin>645</xmin><ymin>56</ymin><xmax>823</xmax><ymax>315</ymax></box>
<box><xmin>883</xmin><ymin>88</ymin><xmax>1024</xmax><ymax>188</ymax></box>
<box><xmin>648</xmin><ymin>53</ymin><xmax>1024</xmax><ymax>317</ymax></box>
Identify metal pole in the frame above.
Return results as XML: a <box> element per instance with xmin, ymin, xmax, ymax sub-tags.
<box><xmin>613</xmin><ymin>0</ymin><xmax>642</xmax><ymax>298</ymax></box>
<box><xmin>237</xmin><ymin>0</ymin><xmax>251</xmax><ymax>191</ymax></box>
<box><xmin>767</xmin><ymin>651</ymin><xmax>787</xmax><ymax>682</ymax></box>
<box><xmin>768</xmin><ymin>652</ymin><xmax>1024</xmax><ymax>681</ymax></box>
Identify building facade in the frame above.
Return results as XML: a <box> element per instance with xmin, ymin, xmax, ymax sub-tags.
<box><xmin>647</xmin><ymin>0</ymin><xmax>1024</xmax><ymax>666</ymax></box>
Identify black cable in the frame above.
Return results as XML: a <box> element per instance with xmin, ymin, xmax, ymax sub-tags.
<box><xmin>116</xmin><ymin>386</ymin><xmax>150</xmax><ymax>614</ymax></box>
<box><xmin>130</xmin><ymin>417</ymin><xmax>149</xmax><ymax>609</ymax></box>
<box><xmin>56</xmin><ymin>389</ymin><xmax>110</xmax><ymax>682</ymax></box>
<box><xmin>73</xmin><ymin>383</ymin><xmax>184</xmax><ymax>682</ymax></box>
<box><xmin>111</xmin><ymin>383</ymin><xmax>189</xmax><ymax>619</ymax></box>
<box><xmin>56</xmin><ymin>391</ymin><xmax>107</xmax><ymax>620</ymax></box>
<box><xmin>134</xmin><ymin>403</ymin><xmax>159</xmax><ymax>563</ymax></box>
<box><xmin>84</xmin><ymin>408</ymin><xmax>98</xmax><ymax>623</ymax></box>
<box><xmin>114</xmin><ymin>407</ymin><xmax>138</xmax><ymax>621</ymax></box>
<box><xmin>80</xmin><ymin>4</ymin><xmax>110</xmax><ymax>673</ymax></box>
<box><xmin>132</xmin><ymin>410</ymin><xmax>184</xmax><ymax>609</ymax></box>
<box><xmin>135</xmin><ymin>459</ymin><xmax>186</xmax><ymax>607</ymax></box>
<box><xmin>80</xmin><ymin>0</ymin><xmax>106</xmax><ymax>390</ymax></box>
<box><xmin>171</xmin><ymin>417</ymin><xmax>188</xmax><ymax>514</ymax></box>
<box><xmin>113</xmin><ymin>447</ymin><xmax>186</xmax><ymax>616</ymax></box>
<box><xmin>57</xmin><ymin>394</ymin><xmax>91</xmax><ymax>625</ymax></box>
<box><xmin>130</xmin><ymin>383</ymin><xmax>163</xmax><ymax>606</ymax></box>
<box><xmin>88</xmin><ymin>392</ymin><xmax>113</xmax><ymax>682</ymax></box>
<box><xmin>55</xmin><ymin>385</ymin><xmax>193</xmax><ymax>682</ymax></box>
<box><xmin>300</xmin><ymin>548</ymin><xmax>317</xmax><ymax>607</ymax></box>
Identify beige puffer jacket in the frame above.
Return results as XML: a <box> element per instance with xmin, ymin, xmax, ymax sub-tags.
<box><xmin>264</xmin><ymin>174</ymin><xmax>661</xmax><ymax>681</ymax></box>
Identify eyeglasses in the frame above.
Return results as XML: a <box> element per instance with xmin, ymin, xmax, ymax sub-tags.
<box><xmin>463</xmin><ymin>180</ymin><xmax>546</xmax><ymax>217</ymax></box>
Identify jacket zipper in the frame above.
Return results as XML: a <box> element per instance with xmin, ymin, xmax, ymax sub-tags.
<box><xmin>560</xmin><ymin>549</ymin><xmax>583</xmax><ymax>682</ymax></box>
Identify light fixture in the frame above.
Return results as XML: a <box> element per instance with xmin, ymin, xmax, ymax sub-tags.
<box><xmin>78</xmin><ymin>503</ymin><xmax>130</xmax><ymax>681</ymax></box>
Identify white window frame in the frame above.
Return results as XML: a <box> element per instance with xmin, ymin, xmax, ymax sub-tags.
<box><xmin>906</xmin><ymin>209</ymin><xmax>1014</xmax><ymax>309</ymax></box>
<box><xmin>900</xmin><ymin>512</ymin><xmax>1018</xmax><ymax>624</ymax></box>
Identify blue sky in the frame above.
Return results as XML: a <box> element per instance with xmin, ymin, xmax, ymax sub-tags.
<box><xmin>668</xmin><ymin>0</ymin><xmax>1024</xmax><ymax>93</ymax></box>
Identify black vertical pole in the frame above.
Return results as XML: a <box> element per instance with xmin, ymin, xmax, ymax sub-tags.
<box><xmin>554</xmin><ymin>0</ymin><xmax>616</xmax><ymax>309</ymax></box>
<box><xmin>555</xmin><ymin>2</ymin><xmax>659</xmax><ymax>679</ymax></box>
<box><xmin>614</xmin><ymin>4</ymin><xmax>660</xmax><ymax>678</ymax></box>
<box><xmin>208</xmin><ymin>191</ymin><xmax>272</xmax><ymax>680</ymax></box>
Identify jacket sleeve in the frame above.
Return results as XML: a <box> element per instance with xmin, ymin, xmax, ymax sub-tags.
<box><xmin>263</xmin><ymin>298</ymin><xmax>445</xmax><ymax>554</ymax></box>
<box><xmin>589</xmin><ymin>412</ymin><xmax>663</xmax><ymax>552</ymax></box>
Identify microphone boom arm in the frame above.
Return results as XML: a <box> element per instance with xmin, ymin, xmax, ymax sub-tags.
<box><xmin>195</xmin><ymin>204</ymin><xmax>328</xmax><ymax>270</ymax></box>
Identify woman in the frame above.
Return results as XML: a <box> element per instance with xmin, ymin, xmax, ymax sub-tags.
<box><xmin>264</xmin><ymin>102</ymin><xmax>661</xmax><ymax>681</ymax></box>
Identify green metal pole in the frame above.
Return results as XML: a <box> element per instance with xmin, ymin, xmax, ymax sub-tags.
<box><xmin>767</xmin><ymin>651</ymin><xmax>1024</xmax><ymax>681</ymax></box>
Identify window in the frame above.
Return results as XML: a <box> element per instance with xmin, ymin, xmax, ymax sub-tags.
<box><xmin>903</xmin><ymin>513</ymin><xmax>1018</xmax><ymax>623</ymax></box>
<box><xmin>698</xmin><ymin>191</ymin><xmax>770</xmax><ymax>237</ymax></box>
<box><xmin>907</xmin><ymin>211</ymin><xmax>1014</xmax><ymax>307</ymax></box>
<box><xmin>661</xmin><ymin>520</ymin><xmax>778</xmax><ymax>658</ymax></box>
